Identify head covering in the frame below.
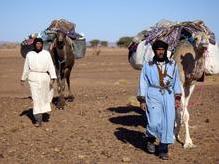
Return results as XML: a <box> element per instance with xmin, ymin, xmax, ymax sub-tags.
<box><xmin>152</xmin><ymin>40</ymin><xmax>168</xmax><ymax>51</ymax></box>
<box><xmin>33</xmin><ymin>38</ymin><xmax>43</xmax><ymax>45</ymax></box>
<box><xmin>33</xmin><ymin>38</ymin><xmax>43</xmax><ymax>53</ymax></box>
<box><xmin>152</xmin><ymin>40</ymin><xmax>169</xmax><ymax>63</ymax></box>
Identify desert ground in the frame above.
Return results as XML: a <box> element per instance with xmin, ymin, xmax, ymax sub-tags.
<box><xmin>0</xmin><ymin>47</ymin><xmax>218</xmax><ymax>163</ymax></box>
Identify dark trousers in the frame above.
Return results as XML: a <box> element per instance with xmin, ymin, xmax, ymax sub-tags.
<box><xmin>34</xmin><ymin>113</ymin><xmax>42</xmax><ymax>123</ymax></box>
<box><xmin>159</xmin><ymin>143</ymin><xmax>168</xmax><ymax>153</ymax></box>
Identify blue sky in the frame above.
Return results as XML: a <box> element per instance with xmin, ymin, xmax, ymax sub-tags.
<box><xmin>1</xmin><ymin>0</ymin><xmax>219</xmax><ymax>42</ymax></box>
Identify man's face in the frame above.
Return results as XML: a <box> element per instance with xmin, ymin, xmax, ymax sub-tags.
<box><xmin>35</xmin><ymin>42</ymin><xmax>43</xmax><ymax>51</ymax></box>
<box><xmin>154</xmin><ymin>48</ymin><xmax>165</xmax><ymax>59</ymax></box>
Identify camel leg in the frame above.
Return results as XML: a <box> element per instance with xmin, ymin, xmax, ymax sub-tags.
<box><xmin>65</xmin><ymin>68</ymin><xmax>74</xmax><ymax>102</ymax></box>
<box><xmin>56</xmin><ymin>78</ymin><xmax>65</xmax><ymax>110</ymax></box>
<box><xmin>175</xmin><ymin>84</ymin><xmax>184</xmax><ymax>144</ymax></box>
<box><xmin>183</xmin><ymin>85</ymin><xmax>196</xmax><ymax>148</ymax></box>
<box><xmin>175</xmin><ymin>108</ymin><xmax>183</xmax><ymax>144</ymax></box>
<box><xmin>60</xmin><ymin>78</ymin><xmax>66</xmax><ymax>107</ymax></box>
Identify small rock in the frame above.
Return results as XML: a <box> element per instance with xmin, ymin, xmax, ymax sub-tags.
<box><xmin>61</xmin><ymin>119</ymin><xmax>67</xmax><ymax>123</ymax></box>
<box><xmin>0</xmin><ymin>154</ymin><xmax>4</xmax><ymax>158</ymax></box>
<box><xmin>78</xmin><ymin>155</ymin><xmax>85</xmax><ymax>159</ymax></box>
<box><xmin>54</xmin><ymin>148</ymin><xmax>60</xmax><ymax>152</ymax></box>
<box><xmin>8</xmin><ymin>149</ymin><xmax>16</xmax><ymax>155</ymax></box>
<box><xmin>127</xmin><ymin>96</ymin><xmax>139</xmax><ymax>106</ymax></box>
<box><xmin>114</xmin><ymin>79</ymin><xmax>128</xmax><ymax>85</ymax></box>
<box><xmin>122</xmin><ymin>157</ymin><xmax>131</xmax><ymax>162</ymax></box>
<box><xmin>1</xmin><ymin>138</ymin><xmax>7</xmax><ymax>142</ymax></box>
<box><xmin>79</xmin><ymin>110</ymin><xmax>85</xmax><ymax>116</ymax></box>
<box><xmin>205</xmin><ymin>118</ymin><xmax>210</xmax><ymax>123</ymax></box>
<box><xmin>101</xmin><ymin>150</ymin><xmax>111</xmax><ymax>158</ymax></box>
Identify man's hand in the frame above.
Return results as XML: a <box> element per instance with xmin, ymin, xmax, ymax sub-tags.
<box><xmin>140</xmin><ymin>102</ymin><xmax>147</xmax><ymax>111</ymax></box>
<box><xmin>175</xmin><ymin>99</ymin><xmax>181</xmax><ymax>109</ymax></box>
<box><xmin>50</xmin><ymin>79</ymin><xmax>55</xmax><ymax>89</ymax></box>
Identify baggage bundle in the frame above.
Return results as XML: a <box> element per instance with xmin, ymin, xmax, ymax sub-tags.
<box><xmin>20</xmin><ymin>19</ymin><xmax>86</xmax><ymax>59</ymax></box>
<box><xmin>128</xmin><ymin>20</ymin><xmax>217</xmax><ymax>73</ymax></box>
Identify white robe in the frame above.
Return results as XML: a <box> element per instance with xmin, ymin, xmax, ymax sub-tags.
<box><xmin>21</xmin><ymin>50</ymin><xmax>57</xmax><ymax>115</ymax></box>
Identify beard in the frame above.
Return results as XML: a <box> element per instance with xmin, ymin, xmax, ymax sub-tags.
<box><xmin>153</xmin><ymin>55</ymin><xmax>165</xmax><ymax>62</ymax></box>
<box><xmin>156</xmin><ymin>58</ymin><xmax>165</xmax><ymax>62</ymax></box>
<box><xmin>153</xmin><ymin>52</ymin><xmax>169</xmax><ymax>63</ymax></box>
<box><xmin>34</xmin><ymin>47</ymin><xmax>43</xmax><ymax>53</ymax></box>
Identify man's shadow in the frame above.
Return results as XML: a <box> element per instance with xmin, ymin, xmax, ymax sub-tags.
<box><xmin>115</xmin><ymin>127</ymin><xmax>147</xmax><ymax>152</ymax></box>
<box><xmin>107</xmin><ymin>105</ymin><xmax>158</xmax><ymax>153</ymax></box>
<box><xmin>114</xmin><ymin>127</ymin><xmax>160</xmax><ymax>154</ymax></box>
<box><xmin>20</xmin><ymin>108</ymin><xmax>50</xmax><ymax>124</ymax></box>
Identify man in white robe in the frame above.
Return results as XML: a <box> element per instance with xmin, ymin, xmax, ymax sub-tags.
<box><xmin>21</xmin><ymin>38</ymin><xmax>57</xmax><ymax>127</ymax></box>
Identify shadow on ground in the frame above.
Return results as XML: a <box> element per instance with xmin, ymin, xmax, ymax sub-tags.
<box><xmin>107</xmin><ymin>105</ymin><xmax>146</xmax><ymax>127</ymax></box>
<box><xmin>20</xmin><ymin>108</ymin><xmax>50</xmax><ymax>124</ymax></box>
<box><xmin>107</xmin><ymin>105</ymin><xmax>159</xmax><ymax>154</ymax></box>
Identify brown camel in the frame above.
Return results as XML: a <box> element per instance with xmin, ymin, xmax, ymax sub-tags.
<box><xmin>49</xmin><ymin>30</ymin><xmax>75</xmax><ymax>109</ymax></box>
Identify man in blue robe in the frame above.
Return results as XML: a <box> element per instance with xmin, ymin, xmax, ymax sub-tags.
<box><xmin>137</xmin><ymin>40</ymin><xmax>182</xmax><ymax>160</ymax></box>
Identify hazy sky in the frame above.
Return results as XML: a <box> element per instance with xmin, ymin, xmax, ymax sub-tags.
<box><xmin>1</xmin><ymin>0</ymin><xmax>219</xmax><ymax>42</ymax></box>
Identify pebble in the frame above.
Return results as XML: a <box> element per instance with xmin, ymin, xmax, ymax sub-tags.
<box><xmin>54</xmin><ymin>147</ymin><xmax>60</xmax><ymax>152</ymax></box>
<box><xmin>78</xmin><ymin>155</ymin><xmax>85</xmax><ymax>159</ymax></box>
<box><xmin>122</xmin><ymin>157</ymin><xmax>131</xmax><ymax>162</ymax></box>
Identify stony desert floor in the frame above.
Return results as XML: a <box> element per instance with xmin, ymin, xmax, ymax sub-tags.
<box><xmin>0</xmin><ymin>48</ymin><xmax>218</xmax><ymax>163</ymax></box>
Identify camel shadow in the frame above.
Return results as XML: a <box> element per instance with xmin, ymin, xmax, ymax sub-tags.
<box><xmin>52</xmin><ymin>96</ymin><xmax>75</xmax><ymax>109</ymax></box>
<box><xmin>107</xmin><ymin>105</ymin><xmax>146</xmax><ymax>128</ymax></box>
<box><xmin>20</xmin><ymin>108</ymin><xmax>50</xmax><ymax>124</ymax></box>
<box><xmin>109</xmin><ymin>115</ymin><xmax>145</xmax><ymax>127</ymax></box>
<box><xmin>107</xmin><ymin>105</ymin><xmax>145</xmax><ymax>115</ymax></box>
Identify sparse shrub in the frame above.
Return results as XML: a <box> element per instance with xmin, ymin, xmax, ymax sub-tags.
<box><xmin>90</xmin><ymin>39</ymin><xmax>100</xmax><ymax>47</ymax></box>
<box><xmin>117</xmin><ymin>36</ymin><xmax>133</xmax><ymax>48</ymax></box>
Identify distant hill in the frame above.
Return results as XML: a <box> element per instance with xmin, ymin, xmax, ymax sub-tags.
<box><xmin>0</xmin><ymin>41</ymin><xmax>19</xmax><ymax>49</ymax></box>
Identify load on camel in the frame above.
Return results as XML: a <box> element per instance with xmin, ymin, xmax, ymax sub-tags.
<box><xmin>128</xmin><ymin>20</ymin><xmax>217</xmax><ymax>148</ymax></box>
<box><xmin>129</xmin><ymin>20</ymin><xmax>219</xmax><ymax>74</ymax></box>
<box><xmin>20</xmin><ymin>19</ymin><xmax>86</xmax><ymax>109</ymax></box>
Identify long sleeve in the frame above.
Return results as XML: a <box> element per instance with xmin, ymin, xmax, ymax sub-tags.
<box><xmin>137</xmin><ymin>64</ymin><xmax>149</xmax><ymax>97</ymax></box>
<box><xmin>173</xmin><ymin>64</ymin><xmax>182</xmax><ymax>95</ymax></box>
<box><xmin>47</xmin><ymin>52</ymin><xmax>57</xmax><ymax>79</ymax></box>
<box><xmin>21</xmin><ymin>56</ymin><xmax>30</xmax><ymax>81</ymax></box>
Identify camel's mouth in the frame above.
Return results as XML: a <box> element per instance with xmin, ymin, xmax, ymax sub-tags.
<box><xmin>57</xmin><ymin>41</ymin><xmax>65</xmax><ymax>49</ymax></box>
<box><xmin>200</xmin><ymin>46</ymin><xmax>208</xmax><ymax>54</ymax></box>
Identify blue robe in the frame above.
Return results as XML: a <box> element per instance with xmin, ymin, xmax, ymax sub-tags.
<box><xmin>138</xmin><ymin>60</ymin><xmax>181</xmax><ymax>144</ymax></box>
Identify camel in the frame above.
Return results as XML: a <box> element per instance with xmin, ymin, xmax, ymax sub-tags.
<box><xmin>173</xmin><ymin>33</ymin><xmax>209</xmax><ymax>148</ymax></box>
<box><xmin>49</xmin><ymin>30</ymin><xmax>75</xmax><ymax>109</ymax></box>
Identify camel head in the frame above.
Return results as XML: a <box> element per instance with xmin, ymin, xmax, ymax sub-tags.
<box><xmin>55</xmin><ymin>30</ymin><xmax>67</xmax><ymax>49</ymax></box>
<box><xmin>183</xmin><ymin>32</ymin><xmax>209</xmax><ymax>83</ymax></box>
<box><xmin>173</xmin><ymin>32</ymin><xmax>210</xmax><ymax>84</ymax></box>
<box><xmin>193</xmin><ymin>32</ymin><xmax>209</xmax><ymax>56</ymax></box>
